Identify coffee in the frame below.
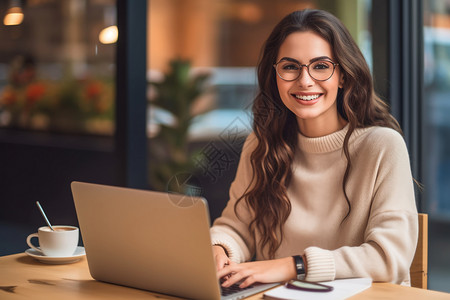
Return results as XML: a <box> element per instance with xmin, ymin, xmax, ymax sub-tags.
<box><xmin>54</xmin><ymin>227</ymin><xmax>74</xmax><ymax>232</ymax></box>
<box><xmin>40</xmin><ymin>226</ymin><xmax>75</xmax><ymax>232</ymax></box>
<box><xmin>26</xmin><ymin>225</ymin><xmax>79</xmax><ymax>257</ymax></box>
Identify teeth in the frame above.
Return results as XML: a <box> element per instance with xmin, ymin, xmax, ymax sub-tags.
<box><xmin>295</xmin><ymin>94</ymin><xmax>320</xmax><ymax>101</ymax></box>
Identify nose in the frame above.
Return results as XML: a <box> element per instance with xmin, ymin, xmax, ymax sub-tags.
<box><xmin>297</xmin><ymin>65</ymin><xmax>314</xmax><ymax>87</ymax></box>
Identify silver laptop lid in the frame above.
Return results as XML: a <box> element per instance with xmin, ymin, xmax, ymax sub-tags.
<box><xmin>71</xmin><ymin>181</ymin><xmax>221</xmax><ymax>300</ymax></box>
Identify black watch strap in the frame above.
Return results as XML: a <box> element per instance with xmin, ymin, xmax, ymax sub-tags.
<box><xmin>292</xmin><ymin>255</ymin><xmax>306</xmax><ymax>280</ymax></box>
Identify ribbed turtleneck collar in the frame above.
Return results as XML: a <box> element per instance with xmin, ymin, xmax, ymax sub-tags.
<box><xmin>298</xmin><ymin>124</ymin><xmax>370</xmax><ymax>153</ymax></box>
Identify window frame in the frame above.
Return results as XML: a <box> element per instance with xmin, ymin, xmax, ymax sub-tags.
<box><xmin>372</xmin><ymin>0</ymin><xmax>424</xmax><ymax>211</ymax></box>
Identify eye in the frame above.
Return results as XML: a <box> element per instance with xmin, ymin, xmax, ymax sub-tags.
<box><xmin>312</xmin><ymin>61</ymin><xmax>332</xmax><ymax>70</ymax></box>
<box><xmin>280</xmin><ymin>63</ymin><xmax>299</xmax><ymax>71</ymax></box>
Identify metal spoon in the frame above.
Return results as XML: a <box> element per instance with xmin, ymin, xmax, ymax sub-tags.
<box><xmin>36</xmin><ymin>201</ymin><xmax>54</xmax><ymax>231</ymax></box>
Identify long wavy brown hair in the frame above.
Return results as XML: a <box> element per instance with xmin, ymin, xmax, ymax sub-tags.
<box><xmin>235</xmin><ymin>9</ymin><xmax>402</xmax><ymax>259</ymax></box>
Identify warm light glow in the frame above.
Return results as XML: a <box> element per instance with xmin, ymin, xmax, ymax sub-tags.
<box><xmin>99</xmin><ymin>25</ymin><xmax>118</xmax><ymax>44</ymax></box>
<box><xmin>237</xmin><ymin>3</ymin><xmax>263</xmax><ymax>24</ymax></box>
<box><xmin>3</xmin><ymin>7</ymin><xmax>23</xmax><ymax>26</ymax></box>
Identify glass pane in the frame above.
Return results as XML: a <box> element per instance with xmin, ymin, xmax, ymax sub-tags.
<box><xmin>0</xmin><ymin>0</ymin><xmax>116</xmax><ymax>135</ymax></box>
<box><xmin>423</xmin><ymin>0</ymin><xmax>450</xmax><ymax>293</ymax></box>
<box><xmin>147</xmin><ymin>0</ymin><xmax>372</xmax><ymax>217</ymax></box>
<box><xmin>424</xmin><ymin>0</ymin><xmax>450</xmax><ymax>218</ymax></box>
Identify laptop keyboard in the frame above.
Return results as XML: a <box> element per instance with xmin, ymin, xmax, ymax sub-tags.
<box><xmin>220</xmin><ymin>282</ymin><xmax>255</xmax><ymax>296</ymax></box>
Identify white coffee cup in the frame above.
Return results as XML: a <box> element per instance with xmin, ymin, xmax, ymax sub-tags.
<box><xmin>26</xmin><ymin>225</ymin><xmax>79</xmax><ymax>257</ymax></box>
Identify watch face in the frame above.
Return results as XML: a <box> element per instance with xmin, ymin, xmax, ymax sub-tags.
<box><xmin>296</xmin><ymin>274</ymin><xmax>306</xmax><ymax>280</ymax></box>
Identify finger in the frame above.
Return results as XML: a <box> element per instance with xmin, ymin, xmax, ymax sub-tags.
<box><xmin>239</xmin><ymin>275</ymin><xmax>257</xmax><ymax>288</ymax></box>
<box><xmin>222</xmin><ymin>272</ymin><xmax>245</xmax><ymax>287</ymax></box>
<box><xmin>222</xmin><ymin>269</ymin><xmax>251</xmax><ymax>287</ymax></box>
<box><xmin>217</xmin><ymin>269</ymin><xmax>229</xmax><ymax>280</ymax></box>
<box><xmin>215</xmin><ymin>255</ymin><xmax>232</xmax><ymax>272</ymax></box>
<box><xmin>217</xmin><ymin>264</ymin><xmax>235</xmax><ymax>278</ymax></box>
<box><xmin>215</xmin><ymin>258</ymin><xmax>227</xmax><ymax>271</ymax></box>
<box><xmin>217</xmin><ymin>261</ymin><xmax>244</xmax><ymax>280</ymax></box>
<box><xmin>228</xmin><ymin>260</ymin><xmax>237</xmax><ymax>266</ymax></box>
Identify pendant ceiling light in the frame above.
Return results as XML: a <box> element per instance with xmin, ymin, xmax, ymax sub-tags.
<box><xmin>3</xmin><ymin>0</ymin><xmax>24</xmax><ymax>26</ymax></box>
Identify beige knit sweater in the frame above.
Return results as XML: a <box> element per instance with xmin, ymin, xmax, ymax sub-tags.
<box><xmin>210</xmin><ymin>125</ymin><xmax>418</xmax><ymax>285</ymax></box>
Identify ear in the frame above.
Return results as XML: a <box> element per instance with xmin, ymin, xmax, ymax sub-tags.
<box><xmin>338</xmin><ymin>72</ymin><xmax>344</xmax><ymax>89</ymax></box>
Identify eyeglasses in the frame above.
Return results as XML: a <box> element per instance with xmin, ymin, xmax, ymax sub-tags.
<box><xmin>274</xmin><ymin>59</ymin><xmax>339</xmax><ymax>82</ymax></box>
<box><xmin>285</xmin><ymin>279</ymin><xmax>334</xmax><ymax>292</ymax></box>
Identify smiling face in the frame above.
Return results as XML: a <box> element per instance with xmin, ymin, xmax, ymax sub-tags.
<box><xmin>276</xmin><ymin>31</ymin><xmax>345</xmax><ymax>137</ymax></box>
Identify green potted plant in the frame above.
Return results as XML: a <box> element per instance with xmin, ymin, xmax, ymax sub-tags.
<box><xmin>149</xmin><ymin>59</ymin><xmax>212</xmax><ymax>191</ymax></box>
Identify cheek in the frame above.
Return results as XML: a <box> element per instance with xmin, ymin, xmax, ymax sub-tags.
<box><xmin>276</xmin><ymin>78</ymin><xmax>291</xmax><ymax>96</ymax></box>
<box><xmin>275</xmin><ymin>80</ymin><xmax>291</xmax><ymax>109</ymax></box>
<box><xmin>323</xmin><ymin>79</ymin><xmax>341</xmax><ymax>98</ymax></box>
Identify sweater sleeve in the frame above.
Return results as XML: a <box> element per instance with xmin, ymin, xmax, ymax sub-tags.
<box><xmin>209</xmin><ymin>133</ymin><xmax>258</xmax><ymax>263</ymax></box>
<box><xmin>304</xmin><ymin>129</ymin><xmax>419</xmax><ymax>284</ymax></box>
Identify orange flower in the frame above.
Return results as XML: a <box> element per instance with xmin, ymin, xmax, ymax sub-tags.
<box><xmin>85</xmin><ymin>81</ymin><xmax>103</xmax><ymax>100</ymax></box>
<box><xmin>0</xmin><ymin>87</ymin><xmax>18</xmax><ymax>106</ymax></box>
<box><xmin>26</xmin><ymin>83</ymin><xmax>46</xmax><ymax>104</ymax></box>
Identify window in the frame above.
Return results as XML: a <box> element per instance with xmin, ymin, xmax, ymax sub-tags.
<box><xmin>0</xmin><ymin>0</ymin><xmax>116</xmax><ymax>135</ymax></box>
<box><xmin>423</xmin><ymin>0</ymin><xmax>450</xmax><ymax>218</ymax></box>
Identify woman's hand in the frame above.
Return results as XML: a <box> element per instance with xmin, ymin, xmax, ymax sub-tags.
<box><xmin>216</xmin><ymin>257</ymin><xmax>297</xmax><ymax>288</ymax></box>
<box><xmin>213</xmin><ymin>245</ymin><xmax>235</xmax><ymax>271</ymax></box>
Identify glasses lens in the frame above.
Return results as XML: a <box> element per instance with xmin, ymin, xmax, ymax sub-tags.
<box><xmin>276</xmin><ymin>61</ymin><xmax>300</xmax><ymax>81</ymax></box>
<box><xmin>309</xmin><ymin>60</ymin><xmax>334</xmax><ymax>81</ymax></box>
<box><xmin>289</xmin><ymin>280</ymin><xmax>329</xmax><ymax>290</ymax></box>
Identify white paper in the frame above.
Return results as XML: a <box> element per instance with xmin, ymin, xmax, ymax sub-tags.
<box><xmin>263</xmin><ymin>277</ymin><xmax>372</xmax><ymax>300</ymax></box>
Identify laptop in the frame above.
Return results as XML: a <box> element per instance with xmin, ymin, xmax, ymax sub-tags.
<box><xmin>71</xmin><ymin>181</ymin><xmax>278</xmax><ymax>300</ymax></box>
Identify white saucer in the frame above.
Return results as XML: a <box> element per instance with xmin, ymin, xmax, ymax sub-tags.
<box><xmin>25</xmin><ymin>246</ymin><xmax>86</xmax><ymax>264</ymax></box>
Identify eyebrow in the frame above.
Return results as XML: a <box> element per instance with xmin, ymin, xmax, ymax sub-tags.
<box><xmin>278</xmin><ymin>56</ymin><xmax>334</xmax><ymax>64</ymax></box>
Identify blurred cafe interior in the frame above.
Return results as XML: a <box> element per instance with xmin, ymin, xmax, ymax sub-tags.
<box><xmin>0</xmin><ymin>0</ymin><xmax>450</xmax><ymax>293</ymax></box>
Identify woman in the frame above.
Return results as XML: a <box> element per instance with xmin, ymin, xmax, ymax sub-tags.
<box><xmin>210</xmin><ymin>9</ymin><xmax>418</xmax><ymax>288</ymax></box>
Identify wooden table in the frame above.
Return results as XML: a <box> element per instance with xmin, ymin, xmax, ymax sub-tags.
<box><xmin>1</xmin><ymin>253</ymin><xmax>449</xmax><ymax>300</ymax></box>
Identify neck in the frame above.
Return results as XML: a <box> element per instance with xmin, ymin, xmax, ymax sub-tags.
<box><xmin>297</xmin><ymin>115</ymin><xmax>348</xmax><ymax>137</ymax></box>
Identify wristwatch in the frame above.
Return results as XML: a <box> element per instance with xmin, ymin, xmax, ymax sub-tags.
<box><xmin>292</xmin><ymin>255</ymin><xmax>306</xmax><ymax>280</ymax></box>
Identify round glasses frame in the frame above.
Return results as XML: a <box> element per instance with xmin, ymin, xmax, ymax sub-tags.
<box><xmin>273</xmin><ymin>59</ymin><xmax>339</xmax><ymax>82</ymax></box>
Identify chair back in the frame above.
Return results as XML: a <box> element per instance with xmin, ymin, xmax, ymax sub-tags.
<box><xmin>410</xmin><ymin>213</ymin><xmax>428</xmax><ymax>289</ymax></box>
